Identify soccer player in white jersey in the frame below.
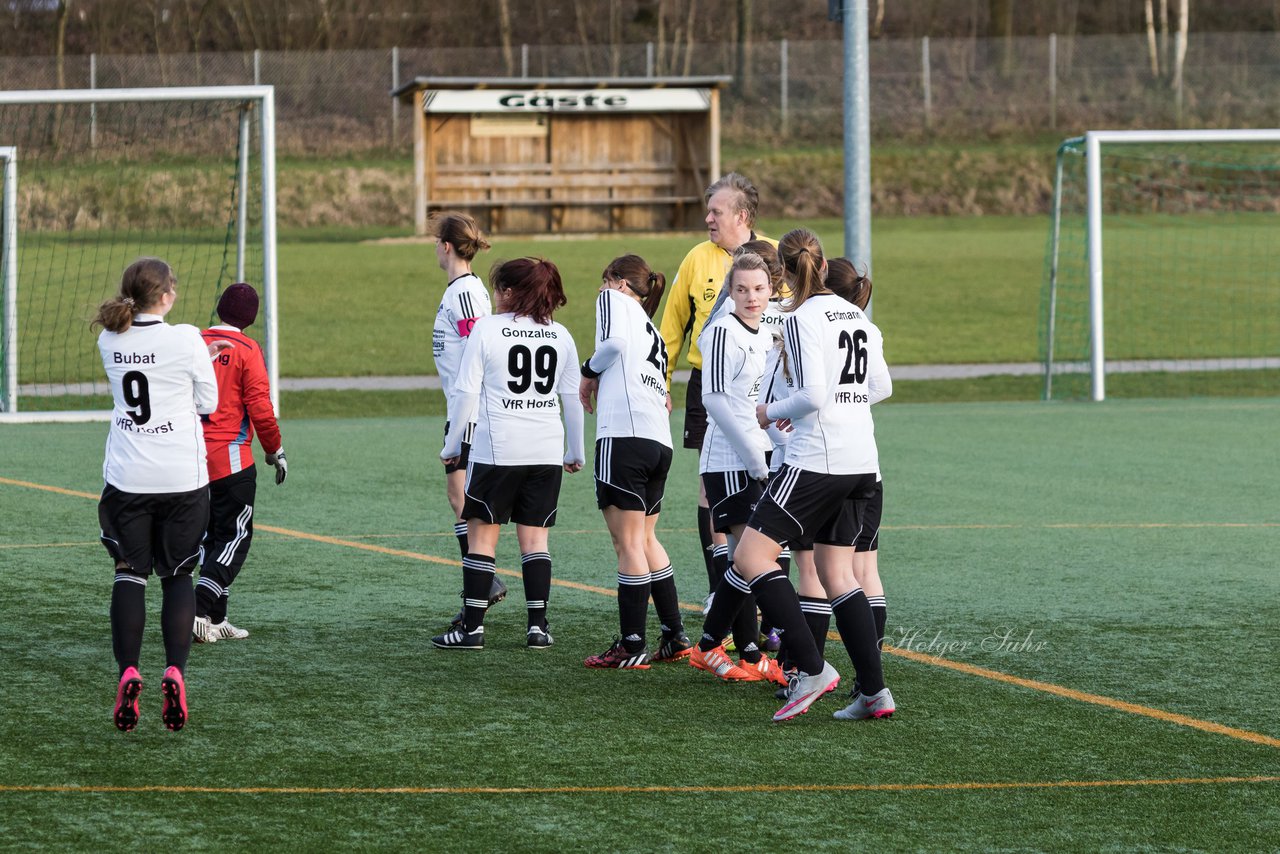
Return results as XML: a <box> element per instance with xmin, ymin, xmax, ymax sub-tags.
<box><xmin>429</xmin><ymin>212</ymin><xmax>508</xmax><ymax>624</ymax></box>
<box><xmin>688</xmin><ymin>252</ymin><xmax>787</xmax><ymax>687</ymax></box>
<box><xmin>578</xmin><ymin>255</ymin><xmax>691</xmax><ymax>669</ymax></box>
<box><xmin>432</xmin><ymin>258</ymin><xmax>586</xmax><ymax>650</ymax></box>
<box><xmin>825</xmin><ymin>257</ymin><xmax>889</xmax><ymax>661</ymax></box>
<box><xmin>698</xmin><ymin>239</ymin><xmax>790</xmax><ymax>649</ymax></box>
<box><xmin>695</xmin><ymin>228</ymin><xmax>895</xmax><ymax>722</ymax></box>
<box><xmin>95</xmin><ymin>258</ymin><xmax>229</xmax><ymax>732</ymax></box>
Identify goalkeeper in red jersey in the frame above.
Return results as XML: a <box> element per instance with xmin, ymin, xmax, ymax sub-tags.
<box><xmin>193</xmin><ymin>283</ymin><xmax>287</xmax><ymax>643</ymax></box>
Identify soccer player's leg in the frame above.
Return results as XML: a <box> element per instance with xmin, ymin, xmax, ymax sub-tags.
<box><xmin>590</xmin><ymin>442</ymin><xmax>656</xmax><ymax>668</ymax></box>
<box><xmin>196</xmin><ymin>468</ymin><xmax>255</xmax><ymax>642</ymax></box>
<box><xmin>100</xmin><ymin>486</ymin><xmax>151</xmax><ymax>730</ymax></box>
<box><xmin>853</xmin><ymin>479</ymin><xmax>887</xmax><ymax>647</ymax></box>
<box><xmin>153</xmin><ymin>486</ymin><xmax>208</xmax><ymax>731</ymax></box>
<box><xmin>512</xmin><ymin>465</ymin><xmax>561</xmax><ymax>650</ymax></box>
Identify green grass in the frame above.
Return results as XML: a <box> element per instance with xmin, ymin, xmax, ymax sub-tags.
<box><xmin>2</xmin><ymin>399</ymin><xmax>1278</xmax><ymax>850</ymax></box>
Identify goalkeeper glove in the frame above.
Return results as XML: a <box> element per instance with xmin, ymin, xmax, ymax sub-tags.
<box><xmin>264</xmin><ymin>449</ymin><xmax>288</xmax><ymax>485</ymax></box>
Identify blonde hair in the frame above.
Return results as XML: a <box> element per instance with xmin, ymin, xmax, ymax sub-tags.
<box><xmin>704</xmin><ymin>172</ymin><xmax>760</xmax><ymax>228</ymax></box>
<box><xmin>723</xmin><ymin>251</ymin><xmax>771</xmax><ymax>297</ymax></box>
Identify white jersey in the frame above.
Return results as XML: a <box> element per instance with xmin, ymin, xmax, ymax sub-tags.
<box><xmin>454</xmin><ymin>313</ymin><xmax>582</xmax><ymax>466</ymax></box>
<box><xmin>98</xmin><ymin>315</ymin><xmax>218</xmax><ymax>493</ymax></box>
<box><xmin>759</xmin><ymin>342</ymin><xmax>793</xmax><ymax>473</ymax></box>
<box><xmin>432</xmin><ymin>272</ymin><xmax>492</xmax><ymax>420</ymax></box>
<box><xmin>587</xmin><ymin>288</ymin><xmax>671</xmax><ymax>447</ymax></box>
<box><xmin>766</xmin><ymin>293</ymin><xmax>891</xmax><ymax>475</ymax></box>
<box><xmin>699</xmin><ymin>313</ymin><xmax>771</xmax><ymax>474</ymax></box>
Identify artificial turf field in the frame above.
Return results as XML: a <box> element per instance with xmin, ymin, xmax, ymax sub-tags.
<box><xmin>1</xmin><ymin>397</ymin><xmax>1277</xmax><ymax>851</ymax></box>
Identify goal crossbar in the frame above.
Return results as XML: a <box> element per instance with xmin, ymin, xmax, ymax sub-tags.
<box><xmin>0</xmin><ymin>85</ymin><xmax>278</xmax><ymax>423</ymax></box>
<box><xmin>1047</xmin><ymin>128</ymin><xmax>1280</xmax><ymax>402</ymax></box>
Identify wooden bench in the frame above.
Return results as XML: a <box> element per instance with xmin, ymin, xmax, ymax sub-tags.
<box><xmin>425</xmin><ymin>165</ymin><xmax>702</xmax><ymax>231</ymax></box>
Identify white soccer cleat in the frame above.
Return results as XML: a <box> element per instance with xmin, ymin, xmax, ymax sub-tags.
<box><xmin>192</xmin><ymin>616</ymin><xmax>218</xmax><ymax>644</ymax></box>
<box><xmin>833</xmin><ymin>687</ymin><xmax>896</xmax><ymax>721</ymax></box>
<box><xmin>210</xmin><ymin>620</ymin><xmax>249</xmax><ymax>641</ymax></box>
<box><xmin>773</xmin><ymin>661</ymin><xmax>840</xmax><ymax>722</ymax></box>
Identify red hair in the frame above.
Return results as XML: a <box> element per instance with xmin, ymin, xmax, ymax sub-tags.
<box><xmin>490</xmin><ymin>257</ymin><xmax>567</xmax><ymax>325</ymax></box>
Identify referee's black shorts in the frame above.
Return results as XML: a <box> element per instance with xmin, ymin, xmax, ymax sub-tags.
<box><xmin>99</xmin><ymin>483</ymin><xmax>209</xmax><ymax>578</ymax></box>
<box><xmin>682</xmin><ymin>367</ymin><xmax>708</xmax><ymax>451</ymax></box>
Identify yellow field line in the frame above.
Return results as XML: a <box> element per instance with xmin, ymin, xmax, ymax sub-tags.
<box><xmin>0</xmin><ymin>775</ymin><xmax>1274</xmax><ymax>797</ymax></box>
<box><xmin>4</xmin><ymin>473</ymin><xmax>1278</xmax><ymax>751</ymax></box>
<box><xmin>0</xmin><ymin>476</ymin><xmax>99</xmax><ymax>500</ymax></box>
<box><xmin>882</xmin><ymin>647</ymin><xmax>1280</xmax><ymax>749</ymax></box>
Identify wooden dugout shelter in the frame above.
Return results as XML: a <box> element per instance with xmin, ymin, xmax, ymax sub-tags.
<box><xmin>391</xmin><ymin>76</ymin><xmax>731</xmax><ymax>235</ymax></box>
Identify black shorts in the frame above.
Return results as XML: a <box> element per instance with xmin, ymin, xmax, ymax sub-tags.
<box><xmin>595</xmin><ymin>436</ymin><xmax>672</xmax><ymax>515</ymax></box>
<box><xmin>99</xmin><ymin>483</ymin><xmax>209</xmax><ymax>578</ymax></box>
<box><xmin>682</xmin><ymin>368</ymin><xmax>708</xmax><ymax>451</ymax></box>
<box><xmin>702</xmin><ymin>470</ymin><xmax>765</xmax><ymax>533</ymax></box>
<box><xmin>442</xmin><ymin>421</ymin><xmax>473</xmax><ymax>475</ymax></box>
<box><xmin>854</xmin><ymin>479</ymin><xmax>883</xmax><ymax>553</ymax></box>
<box><xmin>748</xmin><ymin>466</ymin><xmax>879</xmax><ymax>548</ymax></box>
<box><xmin>463</xmin><ymin>462</ymin><xmax>562</xmax><ymax>527</ymax></box>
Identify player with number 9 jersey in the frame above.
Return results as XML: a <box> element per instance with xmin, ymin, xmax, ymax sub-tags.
<box><xmin>94</xmin><ymin>257</ymin><xmax>220</xmax><ymax>733</ymax></box>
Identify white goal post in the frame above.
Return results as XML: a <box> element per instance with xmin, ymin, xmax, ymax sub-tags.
<box><xmin>0</xmin><ymin>85</ymin><xmax>278</xmax><ymax>423</ymax></box>
<box><xmin>1045</xmin><ymin>128</ymin><xmax>1280</xmax><ymax>402</ymax></box>
<box><xmin>2</xmin><ymin>146</ymin><xmax>15</xmax><ymax>417</ymax></box>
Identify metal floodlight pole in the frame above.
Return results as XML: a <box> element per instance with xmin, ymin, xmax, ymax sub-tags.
<box><xmin>837</xmin><ymin>0</ymin><xmax>873</xmax><ymax>310</ymax></box>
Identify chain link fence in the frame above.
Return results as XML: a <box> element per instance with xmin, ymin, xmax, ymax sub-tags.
<box><xmin>2</xmin><ymin>32</ymin><xmax>1278</xmax><ymax>153</ymax></box>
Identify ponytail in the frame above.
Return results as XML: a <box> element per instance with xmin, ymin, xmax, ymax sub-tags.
<box><xmin>778</xmin><ymin>228</ymin><xmax>827</xmax><ymax>311</ymax></box>
<box><xmin>92</xmin><ymin>257</ymin><xmax>176</xmax><ymax>333</ymax></box>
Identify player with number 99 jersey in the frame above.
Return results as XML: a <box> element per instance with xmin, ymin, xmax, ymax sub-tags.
<box><xmin>446</xmin><ymin>312</ymin><xmax>584</xmax><ymax>467</ymax></box>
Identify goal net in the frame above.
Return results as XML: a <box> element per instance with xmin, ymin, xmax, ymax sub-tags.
<box><xmin>0</xmin><ymin>86</ymin><xmax>277</xmax><ymax>422</ymax></box>
<box><xmin>1040</xmin><ymin>130</ymin><xmax>1280</xmax><ymax>401</ymax></box>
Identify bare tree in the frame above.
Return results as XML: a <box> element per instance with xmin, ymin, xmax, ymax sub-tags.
<box><xmin>1144</xmin><ymin>0</ymin><xmax>1159</xmax><ymax>76</ymax></box>
<box><xmin>570</xmin><ymin>0</ymin><xmax>596</xmax><ymax>76</ymax></box>
<box><xmin>497</xmin><ymin>0</ymin><xmax>515</xmax><ymax>76</ymax></box>
<box><xmin>736</xmin><ymin>0</ymin><xmax>753</xmax><ymax>97</ymax></box>
<box><xmin>681</xmin><ymin>0</ymin><xmax>696</xmax><ymax>76</ymax></box>
<box><xmin>54</xmin><ymin>0</ymin><xmax>71</xmax><ymax>87</ymax></box>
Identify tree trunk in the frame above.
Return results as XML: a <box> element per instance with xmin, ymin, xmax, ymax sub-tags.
<box><xmin>571</xmin><ymin>0</ymin><xmax>596</xmax><ymax>77</ymax></box>
<box><xmin>55</xmin><ymin>0</ymin><xmax>70</xmax><ymax>89</ymax></box>
<box><xmin>1173</xmin><ymin>0</ymin><xmax>1188</xmax><ymax>90</ymax></box>
<box><xmin>497</xmin><ymin>0</ymin><xmax>515</xmax><ymax>76</ymax></box>
<box><xmin>988</xmin><ymin>0</ymin><xmax>1014</xmax><ymax>76</ymax></box>
<box><xmin>681</xmin><ymin>0</ymin><xmax>696</xmax><ymax>77</ymax></box>
<box><xmin>736</xmin><ymin>0</ymin><xmax>753</xmax><ymax>97</ymax></box>
<box><xmin>1144</xmin><ymin>0</ymin><xmax>1160</xmax><ymax>77</ymax></box>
